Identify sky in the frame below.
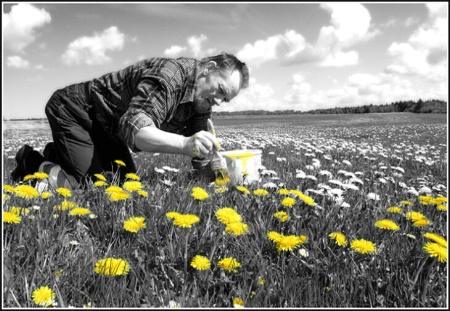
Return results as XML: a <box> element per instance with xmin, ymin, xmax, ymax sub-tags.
<box><xmin>2</xmin><ymin>2</ymin><xmax>448</xmax><ymax>119</ymax></box>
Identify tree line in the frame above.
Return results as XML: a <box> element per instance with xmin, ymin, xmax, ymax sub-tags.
<box><xmin>215</xmin><ymin>99</ymin><xmax>447</xmax><ymax>116</ymax></box>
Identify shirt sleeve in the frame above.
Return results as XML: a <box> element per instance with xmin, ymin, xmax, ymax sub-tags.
<box><xmin>117</xmin><ymin>76</ymin><xmax>174</xmax><ymax>152</ymax></box>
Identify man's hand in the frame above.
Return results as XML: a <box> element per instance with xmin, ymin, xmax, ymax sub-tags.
<box><xmin>185</xmin><ymin>130</ymin><xmax>220</xmax><ymax>158</ymax></box>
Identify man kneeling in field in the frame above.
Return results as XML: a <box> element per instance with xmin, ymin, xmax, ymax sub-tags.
<box><xmin>11</xmin><ymin>52</ymin><xmax>249</xmax><ymax>188</ymax></box>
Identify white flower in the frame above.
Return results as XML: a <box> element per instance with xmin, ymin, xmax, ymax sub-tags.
<box><xmin>154</xmin><ymin>167</ymin><xmax>166</xmax><ymax>174</ymax></box>
<box><xmin>32</xmin><ymin>205</ymin><xmax>41</xmax><ymax>211</ymax></box>
<box><xmin>342</xmin><ymin>160</ymin><xmax>352</xmax><ymax>167</ymax></box>
<box><xmin>299</xmin><ymin>248</ymin><xmax>309</xmax><ymax>257</ymax></box>
<box><xmin>418</xmin><ymin>186</ymin><xmax>432</xmax><ymax>194</ymax></box>
<box><xmin>89</xmin><ymin>214</ymin><xmax>97</xmax><ymax>219</ymax></box>
<box><xmin>328</xmin><ymin>180</ymin><xmax>344</xmax><ymax>187</ymax></box>
<box><xmin>306</xmin><ymin>175</ymin><xmax>318</xmax><ymax>181</ymax></box>
<box><xmin>296</xmin><ymin>170</ymin><xmax>306</xmax><ymax>178</ymax></box>
<box><xmin>262</xmin><ymin>182</ymin><xmax>277</xmax><ymax>189</ymax></box>
<box><xmin>305</xmin><ymin>165</ymin><xmax>315</xmax><ymax>170</ymax></box>
<box><xmin>69</xmin><ymin>240</ymin><xmax>79</xmax><ymax>246</ymax></box>
<box><xmin>407</xmin><ymin>187</ymin><xmax>419</xmax><ymax>196</ymax></box>
<box><xmin>349</xmin><ymin>177</ymin><xmax>363</xmax><ymax>185</ymax></box>
<box><xmin>319</xmin><ymin>170</ymin><xmax>333</xmax><ymax>178</ymax></box>
<box><xmin>342</xmin><ymin>183</ymin><xmax>359</xmax><ymax>191</ymax></box>
<box><xmin>367</xmin><ymin>193</ymin><xmax>380</xmax><ymax>201</ymax></box>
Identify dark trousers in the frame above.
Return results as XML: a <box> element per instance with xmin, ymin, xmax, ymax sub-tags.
<box><xmin>44</xmin><ymin>82</ymin><xmax>136</xmax><ymax>184</ymax></box>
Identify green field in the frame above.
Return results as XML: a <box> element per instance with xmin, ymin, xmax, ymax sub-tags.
<box><xmin>2</xmin><ymin>113</ymin><xmax>448</xmax><ymax>308</ymax></box>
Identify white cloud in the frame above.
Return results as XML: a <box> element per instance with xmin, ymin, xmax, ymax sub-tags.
<box><xmin>236</xmin><ymin>35</ymin><xmax>282</xmax><ymax>67</ymax></box>
<box><xmin>163</xmin><ymin>34</ymin><xmax>215</xmax><ymax>58</ymax></box>
<box><xmin>385</xmin><ymin>3</ymin><xmax>447</xmax><ymax>82</ymax></box>
<box><xmin>2</xmin><ymin>3</ymin><xmax>51</xmax><ymax>52</ymax></box>
<box><xmin>6</xmin><ymin>56</ymin><xmax>30</xmax><ymax>69</ymax></box>
<box><xmin>188</xmin><ymin>34</ymin><xmax>208</xmax><ymax>58</ymax></box>
<box><xmin>164</xmin><ymin>45</ymin><xmax>187</xmax><ymax>57</ymax></box>
<box><xmin>238</xmin><ymin>3</ymin><xmax>374</xmax><ymax>68</ymax></box>
<box><xmin>61</xmin><ymin>26</ymin><xmax>125</xmax><ymax>65</ymax></box>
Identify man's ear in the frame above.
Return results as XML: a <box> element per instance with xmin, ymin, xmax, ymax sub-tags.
<box><xmin>203</xmin><ymin>61</ymin><xmax>217</xmax><ymax>75</ymax></box>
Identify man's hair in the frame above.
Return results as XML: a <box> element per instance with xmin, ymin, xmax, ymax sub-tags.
<box><xmin>199</xmin><ymin>52</ymin><xmax>250</xmax><ymax>89</ymax></box>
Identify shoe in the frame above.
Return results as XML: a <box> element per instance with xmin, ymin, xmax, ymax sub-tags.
<box><xmin>10</xmin><ymin>145</ymin><xmax>44</xmax><ymax>182</ymax></box>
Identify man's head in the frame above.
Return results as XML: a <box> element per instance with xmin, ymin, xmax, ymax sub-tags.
<box><xmin>193</xmin><ymin>52</ymin><xmax>249</xmax><ymax>114</ymax></box>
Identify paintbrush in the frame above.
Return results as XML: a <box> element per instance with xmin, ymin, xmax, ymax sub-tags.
<box><xmin>207</xmin><ymin>119</ymin><xmax>230</xmax><ymax>186</ymax></box>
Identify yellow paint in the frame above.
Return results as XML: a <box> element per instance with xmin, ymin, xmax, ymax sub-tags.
<box><xmin>224</xmin><ymin>152</ymin><xmax>255</xmax><ymax>173</ymax></box>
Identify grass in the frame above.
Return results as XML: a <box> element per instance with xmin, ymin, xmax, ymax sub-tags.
<box><xmin>2</xmin><ymin>113</ymin><xmax>448</xmax><ymax>308</ymax></box>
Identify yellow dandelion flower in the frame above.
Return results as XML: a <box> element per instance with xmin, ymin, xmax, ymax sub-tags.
<box><xmin>109</xmin><ymin>189</ymin><xmax>131</xmax><ymax>201</ymax></box>
<box><xmin>54</xmin><ymin>200</ymin><xmax>77</xmax><ymax>211</ymax></box>
<box><xmin>405</xmin><ymin>211</ymin><xmax>427</xmax><ymax>222</ymax></box>
<box><xmin>56</xmin><ymin>187</ymin><xmax>72</xmax><ymax>197</ymax></box>
<box><xmin>281</xmin><ymin>197</ymin><xmax>296</xmax><ymax>208</ymax></box>
<box><xmin>289</xmin><ymin>189</ymin><xmax>315</xmax><ymax>206</ymax></box>
<box><xmin>9</xmin><ymin>206</ymin><xmax>30</xmax><ymax>215</ymax></box>
<box><xmin>419</xmin><ymin>195</ymin><xmax>433</xmax><ymax>205</ymax></box>
<box><xmin>3</xmin><ymin>185</ymin><xmax>16</xmax><ymax>193</ymax></box>
<box><xmin>3</xmin><ymin>211</ymin><xmax>22</xmax><ymax>224</ymax></box>
<box><xmin>274</xmin><ymin>211</ymin><xmax>290</xmax><ymax>222</ymax></box>
<box><xmin>94</xmin><ymin>181</ymin><xmax>107</xmax><ymax>187</ymax></box>
<box><xmin>23</xmin><ymin>174</ymin><xmax>35</xmax><ymax>181</ymax></box>
<box><xmin>217</xmin><ymin>257</ymin><xmax>241</xmax><ymax>272</ymax></box>
<box><xmin>267</xmin><ymin>231</ymin><xmax>283</xmax><ymax>243</ymax></box>
<box><xmin>278</xmin><ymin>188</ymin><xmax>290</xmax><ymax>195</ymax></box>
<box><xmin>350</xmin><ymin>239</ymin><xmax>377</xmax><ymax>254</ymax></box>
<box><xmin>329</xmin><ymin>232</ymin><xmax>348</xmax><ymax>246</ymax></box>
<box><xmin>437</xmin><ymin>204</ymin><xmax>447</xmax><ymax>211</ymax></box>
<box><xmin>253</xmin><ymin>189</ymin><xmax>269</xmax><ymax>196</ymax></box>
<box><xmin>173</xmin><ymin>214</ymin><xmax>200</xmax><ymax>228</ymax></box>
<box><xmin>123</xmin><ymin>181</ymin><xmax>143</xmax><ymax>192</ymax></box>
<box><xmin>276</xmin><ymin>235</ymin><xmax>307</xmax><ymax>252</ymax></box>
<box><xmin>216</xmin><ymin>207</ymin><xmax>242</xmax><ymax>224</ymax></box>
<box><xmin>105</xmin><ymin>186</ymin><xmax>122</xmax><ymax>194</ymax></box>
<box><xmin>123</xmin><ymin>216</ymin><xmax>146</xmax><ymax>233</ymax></box>
<box><xmin>401</xmin><ymin>200</ymin><xmax>414</xmax><ymax>206</ymax></box>
<box><xmin>386</xmin><ymin>206</ymin><xmax>403</xmax><ymax>213</ymax></box>
<box><xmin>41</xmin><ymin>191</ymin><xmax>52</xmax><ymax>199</ymax></box>
<box><xmin>412</xmin><ymin>218</ymin><xmax>430</xmax><ymax>227</ymax></box>
<box><xmin>225</xmin><ymin>222</ymin><xmax>248</xmax><ymax>236</ymax></box>
<box><xmin>215</xmin><ymin>186</ymin><xmax>228</xmax><ymax>194</ymax></box>
<box><xmin>233</xmin><ymin>298</ymin><xmax>245</xmax><ymax>308</ymax></box>
<box><xmin>94</xmin><ymin>173</ymin><xmax>107</xmax><ymax>181</ymax></box>
<box><xmin>191</xmin><ymin>187</ymin><xmax>209</xmax><ymax>201</ymax></box>
<box><xmin>33</xmin><ymin>172</ymin><xmax>49</xmax><ymax>179</ymax></box>
<box><xmin>190</xmin><ymin>255</ymin><xmax>211</xmax><ymax>270</ymax></box>
<box><xmin>374</xmin><ymin>219</ymin><xmax>400</xmax><ymax>231</ymax></box>
<box><xmin>258</xmin><ymin>276</ymin><xmax>265</xmax><ymax>285</ymax></box>
<box><xmin>423</xmin><ymin>232</ymin><xmax>447</xmax><ymax>248</ymax></box>
<box><xmin>423</xmin><ymin>242</ymin><xmax>447</xmax><ymax>263</ymax></box>
<box><xmin>94</xmin><ymin>258</ymin><xmax>130</xmax><ymax>276</ymax></box>
<box><xmin>14</xmin><ymin>185</ymin><xmax>39</xmax><ymax>199</ymax></box>
<box><xmin>236</xmin><ymin>186</ymin><xmax>250</xmax><ymax>195</ymax></box>
<box><xmin>125</xmin><ymin>173</ymin><xmax>140</xmax><ymax>181</ymax></box>
<box><xmin>114</xmin><ymin>159</ymin><xmax>126</xmax><ymax>167</ymax></box>
<box><xmin>215</xmin><ymin>176</ymin><xmax>230</xmax><ymax>187</ymax></box>
<box><xmin>69</xmin><ymin>207</ymin><xmax>91</xmax><ymax>217</ymax></box>
<box><xmin>32</xmin><ymin>286</ymin><xmax>56</xmax><ymax>307</ymax></box>
<box><xmin>166</xmin><ymin>211</ymin><xmax>181</xmax><ymax>219</ymax></box>
<box><xmin>137</xmin><ymin>189</ymin><xmax>148</xmax><ymax>197</ymax></box>
<box><xmin>433</xmin><ymin>196</ymin><xmax>447</xmax><ymax>204</ymax></box>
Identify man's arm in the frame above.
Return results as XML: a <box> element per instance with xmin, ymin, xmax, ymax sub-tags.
<box><xmin>135</xmin><ymin>126</ymin><xmax>219</xmax><ymax>158</ymax></box>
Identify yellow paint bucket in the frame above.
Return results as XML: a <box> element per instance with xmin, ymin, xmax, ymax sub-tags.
<box><xmin>219</xmin><ymin>149</ymin><xmax>262</xmax><ymax>185</ymax></box>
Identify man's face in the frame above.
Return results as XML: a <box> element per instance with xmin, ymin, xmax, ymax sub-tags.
<box><xmin>193</xmin><ymin>62</ymin><xmax>242</xmax><ymax>114</ymax></box>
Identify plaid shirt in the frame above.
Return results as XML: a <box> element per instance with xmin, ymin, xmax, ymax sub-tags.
<box><xmin>89</xmin><ymin>57</ymin><xmax>211</xmax><ymax>152</ymax></box>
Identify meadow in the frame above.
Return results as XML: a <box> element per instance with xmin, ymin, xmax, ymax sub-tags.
<box><xmin>2</xmin><ymin>112</ymin><xmax>448</xmax><ymax>308</ymax></box>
